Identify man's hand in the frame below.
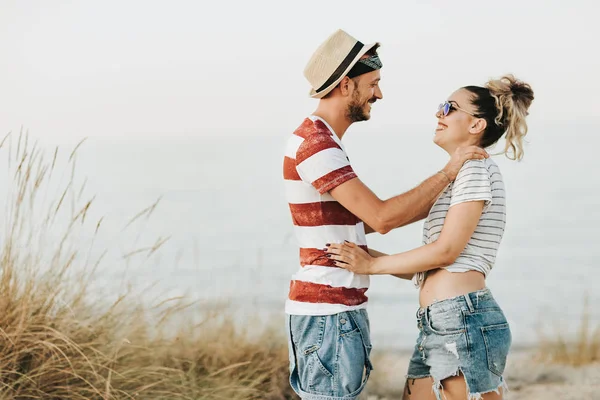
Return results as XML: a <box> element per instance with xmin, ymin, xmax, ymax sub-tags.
<box><xmin>442</xmin><ymin>146</ymin><xmax>489</xmax><ymax>181</ymax></box>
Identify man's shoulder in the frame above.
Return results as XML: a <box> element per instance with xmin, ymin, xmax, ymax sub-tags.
<box><xmin>293</xmin><ymin>117</ymin><xmax>335</xmax><ymax>139</ymax></box>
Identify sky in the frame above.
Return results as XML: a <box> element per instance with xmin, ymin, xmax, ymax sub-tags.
<box><xmin>0</xmin><ymin>0</ymin><xmax>598</xmax><ymax>143</ymax></box>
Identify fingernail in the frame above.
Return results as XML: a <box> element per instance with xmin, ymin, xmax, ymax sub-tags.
<box><xmin>344</xmin><ymin>240</ymin><xmax>349</xmax><ymax>243</ymax></box>
<box><xmin>325</xmin><ymin>243</ymin><xmax>331</xmax><ymax>247</ymax></box>
<box><xmin>326</xmin><ymin>254</ymin><xmax>331</xmax><ymax>258</ymax></box>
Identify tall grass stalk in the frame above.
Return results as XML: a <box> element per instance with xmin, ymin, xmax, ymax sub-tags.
<box><xmin>0</xmin><ymin>132</ymin><xmax>295</xmax><ymax>399</ymax></box>
<box><xmin>537</xmin><ymin>295</ymin><xmax>600</xmax><ymax>366</ymax></box>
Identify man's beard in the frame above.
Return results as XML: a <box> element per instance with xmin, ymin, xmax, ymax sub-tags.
<box><xmin>346</xmin><ymin>90</ymin><xmax>373</xmax><ymax>123</ymax></box>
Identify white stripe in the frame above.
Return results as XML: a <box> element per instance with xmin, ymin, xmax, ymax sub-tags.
<box><xmin>285</xmin><ymin>135</ymin><xmax>305</xmax><ymax>159</ymax></box>
<box><xmin>291</xmin><ymin>265</ymin><xmax>369</xmax><ymax>289</ymax></box>
<box><xmin>478</xmin><ymin>218</ymin><xmax>505</xmax><ymax>228</ymax></box>
<box><xmin>294</xmin><ymin>223</ymin><xmax>367</xmax><ymax>249</ymax></box>
<box><xmin>446</xmin><ymin>257</ymin><xmax>492</xmax><ymax>275</ymax></box>
<box><xmin>296</xmin><ymin>147</ymin><xmax>350</xmax><ymax>184</ymax></box>
<box><xmin>285</xmin><ymin>299</ymin><xmax>368</xmax><ymax>316</ymax></box>
<box><xmin>285</xmin><ymin>180</ymin><xmax>335</xmax><ymax>203</ymax></box>
<box><xmin>450</xmin><ymin>195</ymin><xmax>492</xmax><ymax>209</ymax></box>
<box><xmin>473</xmin><ymin>231</ymin><xmax>503</xmax><ymax>239</ymax></box>
<box><xmin>355</xmin><ymin>222</ymin><xmax>367</xmax><ymax>247</ymax></box>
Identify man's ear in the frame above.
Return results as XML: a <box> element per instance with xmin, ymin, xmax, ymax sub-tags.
<box><xmin>469</xmin><ymin>118</ymin><xmax>487</xmax><ymax>135</ymax></box>
<box><xmin>339</xmin><ymin>76</ymin><xmax>353</xmax><ymax>96</ymax></box>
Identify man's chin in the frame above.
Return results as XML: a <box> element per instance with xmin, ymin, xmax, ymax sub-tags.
<box><xmin>349</xmin><ymin>113</ymin><xmax>370</xmax><ymax>123</ymax></box>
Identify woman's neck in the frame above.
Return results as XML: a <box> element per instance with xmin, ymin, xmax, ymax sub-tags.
<box><xmin>444</xmin><ymin>139</ymin><xmax>481</xmax><ymax>156</ymax></box>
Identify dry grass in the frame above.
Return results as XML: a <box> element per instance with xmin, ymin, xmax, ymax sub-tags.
<box><xmin>9</xmin><ymin>127</ymin><xmax>596</xmax><ymax>400</ymax></box>
<box><xmin>536</xmin><ymin>295</ymin><xmax>600</xmax><ymax>366</ymax></box>
<box><xmin>0</xmin><ymin>131</ymin><xmax>297</xmax><ymax>399</ymax></box>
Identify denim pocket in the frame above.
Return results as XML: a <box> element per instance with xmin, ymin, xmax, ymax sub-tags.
<box><xmin>481</xmin><ymin>323</ymin><xmax>511</xmax><ymax>376</ymax></box>
<box><xmin>338</xmin><ymin>311</ymin><xmax>360</xmax><ymax>336</ymax></box>
<box><xmin>304</xmin><ymin>344</ymin><xmax>335</xmax><ymax>390</ymax></box>
<box><xmin>286</xmin><ymin>317</ymin><xmax>296</xmax><ymax>376</ymax></box>
<box><xmin>290</xmin><ymin>315</ymin><xmax>335</xmax><ymax>395</ymax></box>
<box><xmin>351</xmin><ymin>310</ymin><xmax>374</xmax><ymax>373</ymax></box>
<box><xmin>337</xmin><ymin>310</ymin><xmax>373</xmax><ymax>396</ymax></box>
<box><xmin>427</xmin><ymin>308</ymin><xmax>465</xmax><ymax>336</ymax></box>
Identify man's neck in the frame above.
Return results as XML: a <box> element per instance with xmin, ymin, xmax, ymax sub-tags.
<box><xmin>312</xmin><ymin>106</ymin><xmax>351</xmax><ymax>140</ymax></box>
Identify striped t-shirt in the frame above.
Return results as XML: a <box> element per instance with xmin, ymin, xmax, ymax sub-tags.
<box><xmin>415</xmin><ymin>158</ymin><xmax>506</xmax><ymax>287</ymax></box>
<box><xmin>283</xmin><ymin>116</ymin><xmax>369</xmax><ymax>316</ymax></box>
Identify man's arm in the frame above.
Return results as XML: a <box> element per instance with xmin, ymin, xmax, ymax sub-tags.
<box><xmin>330</xmin><ymin>146</ymin><xmax>487</xmax><ymax>234</ymax></box>
<box><xmin>331</xmin><ymin>173</ymin><xmax>447</xmax><ymax>234</ymax></box>
<box><xmin>365</xmin><ymin>206</ymin><xmax>429</xmax><ymax>234</ymax></box>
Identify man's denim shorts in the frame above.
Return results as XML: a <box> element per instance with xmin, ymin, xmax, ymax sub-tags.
<box><xmin>406</xmin><ymin>288</ymin><xmax>511</xmax><ymax>400</ymax></box>
<box><xmin>286</xmin><ymin>309</ymin><xmax>373</xmax><ymax>400</ymax></box>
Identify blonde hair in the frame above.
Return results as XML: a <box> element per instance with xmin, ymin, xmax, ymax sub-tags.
<box><xmin>464</xmin><ymin>75</ymin><xmax>534</xmax><ymax>160</ymax></box>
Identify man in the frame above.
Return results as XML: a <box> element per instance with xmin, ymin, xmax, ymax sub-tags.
<box><xmin>283</xmin><ymin>29</ymin><xmax>487</xmax><ymax>400</ymax></box>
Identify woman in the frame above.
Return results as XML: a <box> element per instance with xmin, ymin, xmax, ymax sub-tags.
<box><xmin>326</xmin><ymin>75</ymin><xmax>534</xmax><ymax>400</ymax></box>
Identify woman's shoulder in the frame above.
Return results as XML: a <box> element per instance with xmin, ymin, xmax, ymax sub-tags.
<box><xmin>482</xmin><ymin>157</ymin><xmax>499</xmax><ymax>170</ymax></box>
<box><xmin>456</xmin><ymin>159</ymin><xmax>490</xmax><ymax>180</ymax></box>
<box><xmin>462</xmin><ymin>158</ymin><xmax>486</xmax><ymax>167</ymax></box>
<box><xmin>460</xmin><ymin>158</ymin><xmax>502</xmax><ymax>174</ymax></box>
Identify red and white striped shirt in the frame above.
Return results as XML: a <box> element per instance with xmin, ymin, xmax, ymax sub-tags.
<box><xmin>283</xmin><ymin>116</ymin><xmax>369</xmax><ymax>315</ymax></box>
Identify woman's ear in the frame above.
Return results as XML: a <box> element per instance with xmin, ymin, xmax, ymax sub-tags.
<box><xmin>469</xmin><ymin>118</ymin><xmax>487</xmax><ymax>135</ymax></box>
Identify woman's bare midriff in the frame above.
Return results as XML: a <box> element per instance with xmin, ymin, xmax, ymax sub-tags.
<box><xmin>419</xmin><ymin>268</ymin><xmax>486</xmax><ymax>308</ymax></box>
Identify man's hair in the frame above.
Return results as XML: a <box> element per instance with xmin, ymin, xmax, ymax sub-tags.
<box><xmin>363</xmin><ymin>43</ymin><xmax>380</xmax><ymax>57</ymax></box>
<box><xmin>322</xmin><ymin>44</ymin><xmax>381</xmax><ymax>99</ymax></box>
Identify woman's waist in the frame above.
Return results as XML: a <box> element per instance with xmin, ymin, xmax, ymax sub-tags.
<box><xmin>415</xmin><ymin>287</ymin><xmax>509</xmax><ymax>336</ymax></box>
<box><xmin>419</xmin><ymin>269</ymin><xmax>486</xmax><ymax>308</ymax></box>
<box><xmin>417</xmin><ymin>285</ymin><xmax>500</xmax><ymax>317</ymax></box>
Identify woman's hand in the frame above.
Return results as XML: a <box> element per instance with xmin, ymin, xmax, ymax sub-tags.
<box><xmin>326</xmin><ymin>241</ymin><xmax>375</xmax><ymax>275</ymax></box>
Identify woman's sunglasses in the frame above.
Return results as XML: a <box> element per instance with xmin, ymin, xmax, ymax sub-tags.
<box><xmin>438</xmin><ymin>101</ymin><xmax>478</xmax><ymax>117</ymax></box>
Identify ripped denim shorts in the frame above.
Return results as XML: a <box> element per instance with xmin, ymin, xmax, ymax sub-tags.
<box><xmin>406</xmin><ymin>288</ymin><xmax>511</xmax><ymax>400</ymax></box>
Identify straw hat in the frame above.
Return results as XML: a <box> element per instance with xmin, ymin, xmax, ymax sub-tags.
<box><xmin>304</xmin><ymin>29</ymin><xmax>379</xmax><ymax>99</ymax></box>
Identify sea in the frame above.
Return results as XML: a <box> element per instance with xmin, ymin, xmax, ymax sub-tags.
<box><xmin>0</xmin><ymin>121</ymin><xmax>598</xmax><ymax>351</ymax></box>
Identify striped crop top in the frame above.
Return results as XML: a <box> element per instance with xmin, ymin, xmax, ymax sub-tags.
<box><xmin>414</xmin><ymin>158</ymin><xmax>506</xmax><ymax>287</ymax></box>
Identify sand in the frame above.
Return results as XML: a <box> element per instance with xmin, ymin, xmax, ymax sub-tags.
<box><xmin>361</xmin><ymin>348</ymin><xmax>600</xmax><ymax>399</ymax></box>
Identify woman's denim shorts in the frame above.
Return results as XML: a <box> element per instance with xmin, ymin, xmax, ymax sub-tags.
<box><xmin>406</xmin><ymin>288</ymin><xmax>511</xmax><ymax>400</ymax></box>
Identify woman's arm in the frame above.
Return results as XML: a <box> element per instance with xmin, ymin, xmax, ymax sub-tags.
<box><xmin>367</xmin><ymin>248</ymin><xmax>413</xmax><ymax>280</ymax></box>
<box><xmin>367</xmin><ymin>248</ymin><xmax>386</xmax><ymax>257</ymax></box>
<box><xmin>369</xmin><ymin>249</ymin><xmax>413</xmax><ymax>279</ymax></box>
<box><xmin>328</xmin><ymin>200</ymin><xmax>484</xmax><ymax>275</ymax></box>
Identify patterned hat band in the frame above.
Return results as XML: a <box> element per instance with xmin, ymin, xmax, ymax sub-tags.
<box><xmin>347</xmin><ymin>55</ymin><xmax>383</xmax><ymax>79</ymax></box>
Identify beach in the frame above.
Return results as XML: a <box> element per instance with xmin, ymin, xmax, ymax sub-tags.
<box><xmin>364</xmin><ymin>348</ymin><xmax>600</xmax><ymax>399</ymax></box>
<box><xmin>0</xmin><ymin>134</ymin><xmax>596</xmax><ymax>399</ymax></box>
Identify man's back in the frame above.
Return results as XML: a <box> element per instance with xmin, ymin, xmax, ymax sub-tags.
<box><xmin>283</xmin><ymin>116</ymin><xmax>370</xmax><ymax>315</ymax></box>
